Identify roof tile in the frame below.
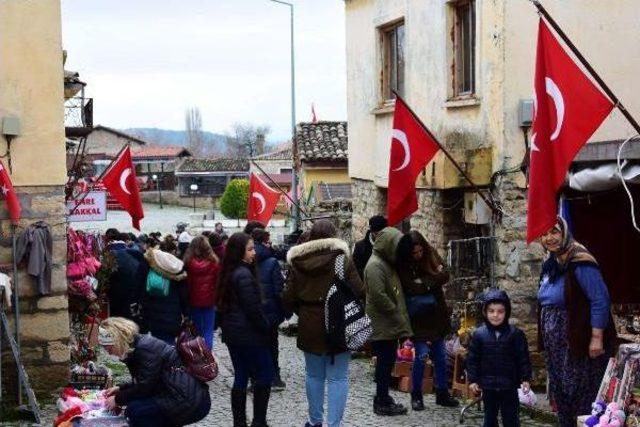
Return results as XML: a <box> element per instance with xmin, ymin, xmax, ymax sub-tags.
<box><xmin>295</xmin><ymin>121</ymin><xmax>348</xmax><ymax>162</ymax></box>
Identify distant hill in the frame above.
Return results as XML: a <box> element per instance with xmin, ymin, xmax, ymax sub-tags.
<box><xmin>123</xmin><ymin>128</ymin><xmax>227</xmax><ymax>156</ymax></box>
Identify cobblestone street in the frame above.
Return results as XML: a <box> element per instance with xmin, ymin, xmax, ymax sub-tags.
<box><xmin>200</xmin><ymin>332</ymin><xmax>554</xmax><ymax>427</ymax></box>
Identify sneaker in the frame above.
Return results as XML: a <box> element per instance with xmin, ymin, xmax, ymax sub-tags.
<box><xmin>272</xmin><ymin>377</ymin><xmax>286</xmax><ymax>391</ymax></box>
<box><xmin>373</xmin><ymin>397</ymin><xmax>408</xmax><ymax>416</ymax></box>
<box><xmin>303</xmin><ymin>423</ymin><xmax>321</xmax><ymax>427</ymax></box>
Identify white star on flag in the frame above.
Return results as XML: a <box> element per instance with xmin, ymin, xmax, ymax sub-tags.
<box><xmin>1</xmin><ymin>185</ymin><xmax>9</xmax><ymax>196</ymax></box>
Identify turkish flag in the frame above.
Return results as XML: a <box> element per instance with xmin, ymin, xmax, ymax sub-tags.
<box><xmin>387</xmin><ymin>97</ymin><xmax>440</xmax><ymax>225</ymax></box>
<box><xmin>101</xmin><ymin>146</ymin><xmax>144</xmax><ymax>230</ymax></box>
<box><xmin>527</xmin><ymin>20</ymin><xmax>613</xmax><ymax>242</ymax></box>
<box><xmin>0</xmin><ymin>161</ymin><xmax>21</xmax><ymax>224</ymax></box>
<box><xmin>247</xmin><ymin>173</ymin><xmax>280</xmax><ymax>226</ymax></box>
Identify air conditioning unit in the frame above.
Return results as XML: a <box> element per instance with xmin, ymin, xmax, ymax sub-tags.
<box><xmin>464</xmin><ymin>192</ymin><xmax>491</xmax><ymax>225</ymax></box>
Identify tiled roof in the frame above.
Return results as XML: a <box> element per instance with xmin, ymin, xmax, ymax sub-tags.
<box><xmin>317</xmin><ymin>182</ymin><xmax>352</xmax><ymax>201</ymax></box>
<box><xmin>176</xmin><ymin>158</ymin><xmax>249</xmax><ymax>173</ymax></box>
<box><xmin>132</xmin><ymin>145</ymin><xmax>191</xmax><ymax>160</ymax></box>
<box><xmin>253</xmin><ymin>147</ymin><xmax>293</xmax><ymax>161</ymax></box>
<box><xmin>295</xmin><ymin>121</ymin><xmax>348</xmax><ymax>162</ymax></box>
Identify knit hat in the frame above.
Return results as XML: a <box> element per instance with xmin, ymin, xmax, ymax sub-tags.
<box><xmin>368</xmin><ymin>215</ymin><xmax>388</xmax><ymax>233</ymax></box>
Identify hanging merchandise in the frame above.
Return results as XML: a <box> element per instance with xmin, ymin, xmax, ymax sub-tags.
<box><xmin>15</xmin><ymin>221</ymin><xmax>52</xmax><ymax>295</ymax></box>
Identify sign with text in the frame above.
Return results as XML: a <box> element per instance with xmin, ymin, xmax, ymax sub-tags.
<box><xmin>67</xmin><ymin>191</ymin><xmax>107</xmax><ymax>222</ymax></box>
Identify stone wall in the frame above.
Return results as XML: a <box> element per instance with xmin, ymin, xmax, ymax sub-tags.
<box><xmin>140</xmin><ymin>190</ymin><xmax>219</xmax><ymax>210</ymax></box>
<box><xmin>351</xmin><ymin>176</ymin><xmax>547</xmax><ymax>383</ymax></box>
<box><xmin>1</xmin><ymin>185</ymin><xmax>69</xmax><ymax>400</ymax></box>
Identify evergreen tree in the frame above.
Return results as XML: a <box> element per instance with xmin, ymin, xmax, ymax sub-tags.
<box><xmin>219</xmin><ymin>178</ymin><xmax>249</xmax><ymax>225</ymax></box>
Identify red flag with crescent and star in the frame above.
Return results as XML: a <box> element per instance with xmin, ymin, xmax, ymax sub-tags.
<box><xmin>527</xmin><ymin>19</ymin><xmax>613</xmax><ymax>243</ymax></box>
<box><xmin>0</xmin><ymin>161</ymin><xmax>21</xmax><ymax>224</ymax></box>
<box><xmin>387</xmin><ymin>97</ymin><xmax>440</xmax><ymax>225</ymax></box>
<box><xmin>101</xmin><ymin>146</ymin><xmax>144</xmax><ymax>230</ymax></box>
<box><xmin>247</xmin><ymin>173</ymin><xmax>280</xmax><ymax>226</ymax></box>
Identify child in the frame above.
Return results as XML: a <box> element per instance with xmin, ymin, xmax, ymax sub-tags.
<box><xmin>466</xmin><ymin>289</ymin><xmax>532</xmax><ymax>427</ymax></box>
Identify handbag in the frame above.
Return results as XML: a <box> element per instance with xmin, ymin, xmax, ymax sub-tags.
<box><xmin>176</xmin><ymin>321</ymin><xmax>218</xmax><ymax>383</ymax></box>
<box><xmin>405</xmin><ymin>293</ymin><xmax>436</xmax><ymax>317</ymax></box>
<box><xmin>146</xmin><ymin>269</ymin><xmax>170</xmax><ymax>297</ymax></box>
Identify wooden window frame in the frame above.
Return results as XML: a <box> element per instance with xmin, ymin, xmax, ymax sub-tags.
<box><xmin>379</xmin><ymin>19</ymin><xmax>405</xmax><ymax>103</ymax></box>
<box><xmin>451</xmin><ymin>0</ymin><xmax>476</xmax><ymax>98</ymax></box>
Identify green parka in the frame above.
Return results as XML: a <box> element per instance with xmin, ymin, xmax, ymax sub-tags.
<box><xmin>364</xmin><ymin>227</ymin><xmax>412</xmax><ymax>341</ymax></box>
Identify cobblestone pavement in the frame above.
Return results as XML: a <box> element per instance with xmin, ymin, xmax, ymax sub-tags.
<box><xmin>199</xmin><ymin>332</ymin><xmax>554</xmax><ymax>427</ymax></box>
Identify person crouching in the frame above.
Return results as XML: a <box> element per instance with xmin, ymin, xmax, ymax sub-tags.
<box><xmin>100</xmin><ymin>317</ymin><xmax>210</xmax><ymax>427</ymax></box>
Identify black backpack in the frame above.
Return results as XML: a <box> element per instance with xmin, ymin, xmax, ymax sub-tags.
<box><xmin>324</xmin><ymin>254</ymin><xmax>372</xmax><ymax>355</ymax></box>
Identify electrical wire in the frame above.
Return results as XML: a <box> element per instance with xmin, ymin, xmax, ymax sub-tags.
<box><xmin>616</xmin><ymin>133</ymin><xmax>640</xmax><ymax>233</ymax></box>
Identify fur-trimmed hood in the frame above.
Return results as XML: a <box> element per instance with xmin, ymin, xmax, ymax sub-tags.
<box><xmin>287</xmin><ymin>238</ymin><xmax>350</xmax><ymax>275</ymax></box>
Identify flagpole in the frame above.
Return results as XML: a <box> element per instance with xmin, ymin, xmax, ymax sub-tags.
<box><xmin>391</xmin><ymin>91</ymin><xmax>500</xmax><ymax>215</ymax></box>
<box><xmin>531</xmin><ymin>0</ymin><xmax>640</xmax><ymax>135</ymax></box>
<box><xmin>250</xmin><ymin>160</ymin><xmax>310</xmax><ymax>218</ymax></box>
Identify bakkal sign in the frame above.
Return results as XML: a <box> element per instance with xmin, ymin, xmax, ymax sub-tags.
<box><xmin>67</xmin><ymin>191</ymin><xmax>107</xmax><ymax>222</ymax></box>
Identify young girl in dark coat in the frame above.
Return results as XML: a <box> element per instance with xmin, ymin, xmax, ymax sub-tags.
<box><xmin>217</xmin><ymin>232</ymin><xmax>273</xmax><ymax>427</ymax></box>
<box><xmin>100</xmin><ymin>317</ymin><xmax>210</xmax><ymax>427</ymax></box>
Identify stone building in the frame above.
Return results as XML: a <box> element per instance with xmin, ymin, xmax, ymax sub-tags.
<box><xmin>0</xmin><ymin>0</ymin><xmax>71</xmax><ymax>396</ymax></box>
<box><xmin>344</xmin><ymin>0</ymin><xmax>640</xmax><ymax>359</ymax></box>
<box><xmin>84</xmin><ymin>125</ymin><xmax>147</xmax><ymax>176</ymax></box>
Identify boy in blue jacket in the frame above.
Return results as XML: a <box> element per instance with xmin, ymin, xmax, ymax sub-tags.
<box><xmin>467</xmin><ymin>289</ymin><xmax>532</xmax><ymax>427</ymax></box>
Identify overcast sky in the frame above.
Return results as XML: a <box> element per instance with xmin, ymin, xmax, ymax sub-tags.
<box><xmin>61</xmin><ymin>0</ymin><xmax>347</xmax><ymax>141</ymax></box>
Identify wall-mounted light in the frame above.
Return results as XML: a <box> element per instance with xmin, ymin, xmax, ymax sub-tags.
<box><xmin>1</xmin><ymin>116</ymin><xmax>21</xmax><ymax>172</ymax></box>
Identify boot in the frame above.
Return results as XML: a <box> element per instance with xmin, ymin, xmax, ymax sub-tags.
<box><xmin>435</xmin><ymin>388</ymin><xmax>459</xmax><ymax>407</ymax></box>
<box><xmin>373</xmin><ymin>395</ymin><xmax>408</xmax><ymax>416</ymax></box>
<box><xmin>231</xmin><ymin>388</ymin><xmax>248</xmax><ymax>427</ymax></box>
<box><xmin>411</xmin><ymin>392</ymin><xmax>425</xmax><ymax>411</ymax></box>
<box><xmin>250</xmin><ymin>385</ymin><xmax>271</xmax><ymax>427</ymax></box>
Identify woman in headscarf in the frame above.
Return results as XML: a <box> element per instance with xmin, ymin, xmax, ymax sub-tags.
<box><xmin>538</xmin><ymin>216</ymin><xmax>615</xmax><ymax>427</ymax></box>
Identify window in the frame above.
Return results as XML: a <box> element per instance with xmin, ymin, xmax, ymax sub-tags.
<box><xmin>279</xmin><ymin>168</ymin><xmax>293</xmax><ymax>174</ymax></box>
<box><xmin>381</xmin><ymin>20</ymin><xmax>405</xmax><ymax>101</ymax></box>
<box><xmin>452</xmin><ymin>0</ymin><xmax>476</xmax><ymax>97</ymax></box>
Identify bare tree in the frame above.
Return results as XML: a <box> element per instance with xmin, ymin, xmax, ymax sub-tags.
<box><xmin>185</xmin><ymin>107</ymin><xmax>205</xmax><ymax>156</ymax></box>
<box><xmin>225</xmin><ymin>122</ymin><xmax>270</xmax><ymax>157</ymax></box>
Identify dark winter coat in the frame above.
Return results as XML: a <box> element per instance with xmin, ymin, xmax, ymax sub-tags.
<box><xmin>186</xmin><ymin>258</ymin><xmax>219</xmax><ymax>308</ymax></box>
<box><xmin>466</xmin><ymin>289</ymin><xmax>532</xmax><ymax>391</ymax></box>
<box><xmin>107</xmin><ymin>242</ymin><xmax>149</xmax><ymax>320</ymax></box>
<box><xmin>364</xmin><ymin>228</ymin><xmax>412</xmax><ymax>341</ymax></box>
<box><xmin>398</xmin><ymin>252</ymin><xmax>451</xmax><ymax>341</ymax></box>
<box><xmin>115</xmin><ymin>334</ymin><xmax>210</xmax><ymax>426</ymax></box>
<box><xmin>220</xmin><ymin>263</ymin><xmax>271</xmax><ymax>347</ymax></box>
<box><xmin>352</xmin><ymin>231</ymin><xmax>374</xmax><ymax>280</ymax></box>
<box><xmin>255</xmin><ymin>242</ymin><xmax>288</xmax><ymax>327</ymax></box>
<box><xmin>143</xmin><ymin>281</ymin><xmax>189</xmax><ymax>339</ymax></box>
<box><xmin>283</xmin><ymin>238</ymin><xmax>364</xmax><ymax>355</ymax></box>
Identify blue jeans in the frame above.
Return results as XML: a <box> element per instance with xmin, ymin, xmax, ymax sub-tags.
<box><xmin>191</xmin><ymin>306</ymin><xmax>215</xmax><ymax>350</ymax></box>
<box><xmin>412</xmin><ymin>339</ymin><xmax>448</xmax><ymax>395</ymax></box>
<box><xmin>227</xmin><ymin>344</ymin><xmax>274</xmax><ymax>389</ymax></box>
<box><xmin>125</xmin><ymin>397</ymin><xmax>166</xmax><ymax>427</ymax></box>
<box><xmin>304</xmin><ymin>352</ymin><xmax>350</xmax><ymax>427</ymax></box>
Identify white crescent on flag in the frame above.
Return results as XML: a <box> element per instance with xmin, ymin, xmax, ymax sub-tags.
<box><xmin>252</xmin><ymin>192</ymin><xmax>266</xmax><ymax>214</ymax></box>
<box><xmin>120</xmin><ymin>168</ymin><xmax>132</xmax><ymax>195</ymax></box>
<box><xmin>391</xmin><ymin>129</ymin><xmax>411</xmax><ymax>171</ymax></box>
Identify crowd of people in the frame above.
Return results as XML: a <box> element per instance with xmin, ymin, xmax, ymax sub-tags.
<box><xmin>96</xmin><ymin>214</ymin><xmax>612</xmax><ymax>427</ymax></box>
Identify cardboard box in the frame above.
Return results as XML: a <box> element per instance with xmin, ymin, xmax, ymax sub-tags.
<box><xmin>396</xmin><ymin>376</ymin><xmax>433</xmax><ymax>394</ymax></box>
<box><xmin>392</xmin><ymin>361</ymin><xmax>413</xmax><ymax>378</ymax></box>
